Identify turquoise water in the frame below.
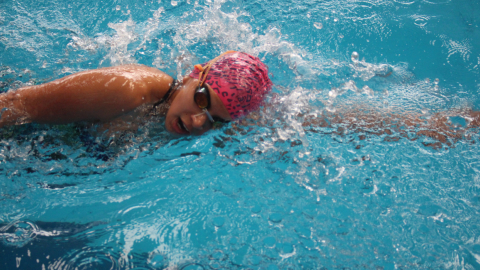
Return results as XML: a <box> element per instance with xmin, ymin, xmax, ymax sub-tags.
<box><xmin>1</xmin><ymin>0</ymin><xmax>480</xmax><ymax>269</ymax></box>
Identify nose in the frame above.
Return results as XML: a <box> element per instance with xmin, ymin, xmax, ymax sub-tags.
<box><xmin>191</xmin><ymin>112</ymin><xmax>209</xmax><ymax>131</ymax></box>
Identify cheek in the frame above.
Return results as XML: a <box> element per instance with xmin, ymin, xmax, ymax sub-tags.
<box><xmin>171</xmin><ymin>91</ymin><xmax>194</xmax><ymax>114</ymax></box>
<box><xmin>166</xmin><ymin>98</ymin><xmax>184</xmax><ymax>117</ymax></box>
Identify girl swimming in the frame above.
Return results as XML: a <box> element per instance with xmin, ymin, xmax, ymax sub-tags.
<box><xmin>1</xmin><ymin>50</ymin><xmax>479</xmax><ymax>146</ymax></box>
<box><xmin>0</xmin><ymin>51</ymin><xmax>273</xmax><ymax>135</ymax></box>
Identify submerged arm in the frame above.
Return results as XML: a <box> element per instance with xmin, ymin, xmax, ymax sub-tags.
<box><xmin>0</xmin><ymin>65</ymin><xmax>173</xmax><ymax>127</ymax></box>
<box><xmin>303</xmin><ymin>107</ymin><xmax>480</xmax><ymax>147</ymax></box>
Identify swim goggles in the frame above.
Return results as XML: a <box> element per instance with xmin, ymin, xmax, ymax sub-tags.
<box><xmin>193</xmin><ymin>51</ymin><xmax>236</xmax><ymax>125</ymax></box>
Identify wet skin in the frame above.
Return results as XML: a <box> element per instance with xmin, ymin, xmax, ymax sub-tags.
<box><xmin>0</xmin><ymin>65</ymin><xmax>231</xmax><ymax>136</ymax></box>
<box><xmin>0</xmin><ymin>65</ymin><xmax>173</xmax><ymax>127</ymax></box>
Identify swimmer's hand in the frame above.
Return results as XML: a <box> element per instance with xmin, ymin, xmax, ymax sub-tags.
<box><xmin>0</xmin><ymin>65</ymin><xmax>173</xmax><ymax>127</ymax></box>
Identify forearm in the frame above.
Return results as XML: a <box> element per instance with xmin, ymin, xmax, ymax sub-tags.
<box><xmin>0</xmin><ymin>91</ymin><xmax>30</xmax><ymax>127</ymax></box>
<box><xmin>0</xmin><ymin>65</ymin><xmax>173</xmax><ymax>127</ymax></box>
<box><xmin>303</xmin><ymin>107</ymin><xmax>476</xmax><ymax>144</ymax></box>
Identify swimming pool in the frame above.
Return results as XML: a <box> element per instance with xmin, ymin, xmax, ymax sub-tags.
<box><xmin>1</xmin><ymin>0</ymin><xmax>480</xmax><ymax>269</ymax></box>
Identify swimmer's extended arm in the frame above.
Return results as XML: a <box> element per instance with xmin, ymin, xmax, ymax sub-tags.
<box><xmin>302</xmin><ymin>107</ymin><xmax>480</xmax><ymax>147</ymax></box>
<box><xmin>0</xmin><ymin>65</ymin><xmax>173</xmax><ymax>127</ymax></box>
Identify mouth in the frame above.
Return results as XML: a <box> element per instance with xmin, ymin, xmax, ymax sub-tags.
<box><xmin>175</xmin><ymin>117</ymin><xmax>190</xmax><ymax>134</ymax></box>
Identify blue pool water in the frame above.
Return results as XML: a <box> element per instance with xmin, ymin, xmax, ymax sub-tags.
<box><xmin>1</xmin><ymin>0</ymin><xmax>480</xmax><ymax>269</ymax></box>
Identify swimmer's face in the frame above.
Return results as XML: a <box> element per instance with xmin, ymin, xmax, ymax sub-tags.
<box><xmin>165</xmin><ymin>77</ymin><xmax>232</xmax><ymax>136</ymax></box>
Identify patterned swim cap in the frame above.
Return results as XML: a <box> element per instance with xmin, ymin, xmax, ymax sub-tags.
<box><xmin>189</xmin><ymin>51</ymin><xmax>273</xmax><ymax>120</ymax></box>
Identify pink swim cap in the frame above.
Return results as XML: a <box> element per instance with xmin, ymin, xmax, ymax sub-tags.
<box><xmin>189</xmin><ymin>51</ymin><xmax>273</xmax><ymax>120</ymax></box>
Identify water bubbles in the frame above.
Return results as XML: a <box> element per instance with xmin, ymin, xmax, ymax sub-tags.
<box><xmin>148</xmin><ymin>253</ymin><xmax>166</xmax><ymax>268</ymax></box>
<box><xmin>115</xmin><ymin>5</ymin><xmax>121</xmax><ymax>11</ymax></box>
<box><xmin>171</xmin><ymin>0</ymin><xmax>178</xmax><ymax>6</ymax></box>
<box><xmin>351</xmin><ymin>51</ymin><xmax>359</xmax><ymax>62</ymax></box>
<box><xmin>328</xmin><ymin>89</ymin><xmax>338</xmax><ymax>98</ymax></box>
<box><xmin>1</xmin><ymin>221</ymin><xmax>38</xmax><ymax>247</ymax></box>
<box><xmin>334</xmin><ymin>18</ymin><xmax>339</xmax><ymax>22</ymax></box>
<box><xmin>314</xmin><ymin>22</ymin><xmax>323</xmax><ymax>29</ymax></box>
<box><xmin>433</xmin><ymin>78</ymin><xmax>440</xmax><ymax>91</ymax></box>
<box><xmin>343</xmin><ymin>80</ymin><xmax>359</xmax><ymax>92</ymax></box>
<box><xmin>362</xmin><ymin>85</ymin><xmax>374</xmax><ymax>97</ymax></box>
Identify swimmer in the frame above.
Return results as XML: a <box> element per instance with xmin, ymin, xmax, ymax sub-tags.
<box><xmin>0</xmin><ymin>51</ymin><xmax>273</xmax><ymax>135</ymax></box>
<box><xmin>1</xmin><ymin>50</ymin><xmax>480</xmax><ymax>146</ymax></box>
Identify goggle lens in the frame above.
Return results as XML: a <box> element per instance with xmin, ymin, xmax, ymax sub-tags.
<box><xmin>194</xmin><ymin>87</ymin><xmax>210</xmax><ymax>109</ymax></box>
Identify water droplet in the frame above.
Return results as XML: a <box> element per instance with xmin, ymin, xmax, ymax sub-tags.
<box><xmin>181</xmin><ymin>263</ymin><xmax>205</xmax><ymax>270</ymax></box>
<box><xmin>263</xmin><ymin>236</ymin><xmax>276</xmax><ymax>248</ymax></box>
<box><xmin>281</xmin><ymin>243</ymin><xmax>294</xmax><ymax>254</ymax></box>
<box><xmin>210</xmin><ymin>263</ymin><xmax>221</xmax><ymax>269</ymax></box>
<box><xmin>251</xmin><ymin>205</ymin><xmax>261</xmax><ymax>213</ymax></box>
<box><xmin>307</xmin><ymin>12</ymin><xmax>311</xmax><ymax>18</ymax></box>
<box><xmin>248</xmin><ymin>255</ymin><xmax>262</xmax><ymax>265</ymax></box>
<box><xmin>314</xmin><ymin>22</ymin><xmax>323</xmax><ymax>29</ymax></box>
<box><xmin>213</xmin><ymin>216</ymin><xmax>225</xmax><ymax>227</ymax></box>
<box><xmin>229</xmin><ymin>237</ymin><xmax>238</xmax><ymax>245</ymax></box>
<box><xmin>269</xmin><ymin>213</ymin><xmax>282</xmax><ymax>223</ymax></box>
<box><xmin>351</xmin><ymin>51</ymin><xmax>359</xmax><ymax>61</ymax></box>
<box><xmin>210</xmin><ymin>250</ymin><xmax>224</xmax><ymax>260</ymax></box>
<box><xmin>334</xmin><ymin>18</ymin><xmax>338</xmax><ymax>22</ymax></box>
<box><xmin>424</xmin><ymin>78</ymin><xmax>430</xmax><ymax>83</ymax></box>
<box><xmin>116</xmin><ymin>5</ymin><xmax>121</xmax><ymax>10</ymax></box>
<box><xmin>171</xmin><ymin>0</ymin><xmax>177</xmax><ymax>6</ymax></box>
<box><xmin>434</xmin><ymin>78</ymin><xmax>439</xmax><ymax>85</ymax></box>
<box><xmin>266</xmin><ymin>264</ymin><xmax>280</xmax><ymax>270</ymax></box>
<box><xmin>339</xmin><ymin>34</ymin><xmax>344</xmax><ymax>39</ymax></box>
<box><xmin>149</xmin><ymin>254</ymin><xmax>165</xmax><ymax>268</ymax></box>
